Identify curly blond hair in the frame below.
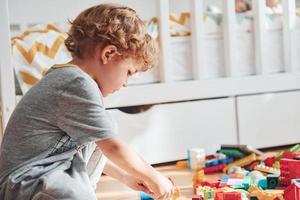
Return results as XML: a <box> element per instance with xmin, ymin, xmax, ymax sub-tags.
<box><xmin>65</xmin><ymin>4</ymin><xmax>158</xmax><ymax>70</ymax></box>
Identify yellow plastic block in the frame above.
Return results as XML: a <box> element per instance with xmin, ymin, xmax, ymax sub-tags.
<box><xmin>173</xmin><ymin>186</ymin><xmax>181</xmax><ymax>200</ymax></box>
<box><xmin>196</xmin><ymin>186</ymin><xmax>216</xmax><ymax>200</ymax></box>
<box><xmin>193</xmin><ymin>170</ymin><xmax>205</xmax><ymax>183</ymax></box>
<box><xmin>254</xmin><ymin>164</ymin><xmax>280</xmax><ymax>175</ymax></box>
<box><xmin>248</xmin><ymin>185</ymin><xmax>284</xmax><ymax>200</ymax></box>
<box><xmin>272</xmin><ymin>161</ymin><xmax>280</xmax><ymax>169</ymax></box>
<box><xmin>223</xmin><ymin>153</ymin><xmax>257</xmax><ymax>173</ymax></box>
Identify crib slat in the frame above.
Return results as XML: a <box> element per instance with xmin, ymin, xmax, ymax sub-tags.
<box><xmin>191</xmin><ymin>0</ymin><xmax>204</xmax><ymax>79</ymax></box>
<box><xmin>253</xmin><ymin>0</ymin><xmax>267</xmax><ymax>75</ymax></box>
<box><xmin>223</xmin><ymin>0</ymin><xmax>236</xmax><ymax>77</ymax></box>
<box><xmin>0</xmin><ymin>0</ymin><xmax>16</xmax><ymax>136</ymax></box>
<box><xmin>283</xmin><ymin>0</ymin><xmax>297</xmax><ymax>72</ymax></box>
<box><xmin>158</xmin><ymin>0</ymin><xmax>171</xmax><ymax>82</ymax></box>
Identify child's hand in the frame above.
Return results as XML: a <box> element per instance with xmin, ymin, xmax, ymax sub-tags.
<box><xmin>121</xmin><ymin>174</ymin><xmax>154</xmax><ymax>195</ymax></box>
<box><xmin>148</xmin><ymin>173</ymin><xmax>174</xmax><ymax>199</ymax></box>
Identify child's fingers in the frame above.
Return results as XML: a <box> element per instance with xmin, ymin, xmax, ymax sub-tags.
<box><xmin>157</xmin><ymin>189</ymin><xmax>174</xmax><ymax>200</ymax></box>
<box><xmin>168</xmin><ymin>177</ymin><xmax>174</xmax><ymax>185</ymax></box>
<box><xmin>138</xmin><ymin>183</ymin><xmax>154</xmax><ymax>196</ymax></box>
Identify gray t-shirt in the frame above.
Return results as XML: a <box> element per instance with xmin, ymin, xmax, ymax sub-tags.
<box><xmin>0</xmin><ymin>66</ymin><xmax>117</xmax><ymax>200</ymax></box>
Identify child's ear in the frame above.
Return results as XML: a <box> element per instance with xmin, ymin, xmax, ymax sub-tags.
<box><xmin>101</xmin><ymin>45</ymin><xmax>119</xmax><ymax>64</ymax></box>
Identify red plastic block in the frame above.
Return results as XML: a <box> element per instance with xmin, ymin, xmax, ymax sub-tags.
<box><xmin>204</xmin><ymin>163</ymin><xmax>225</xmax><ymax>174</ymax></box>
<box><xmin>215</xmin><ymin>191</ymin><xmax>242</xmax><ymax>200</ymax></box>
<box><xmin>192</xmin><ymin>195</ymin><xmax>204</xmax><ymax>200</ymax></box>
<box><xmin>284</xmin><ymin>179</ymin><xmax>300</xmax><ymax>200</ymax></box>
<box><xmin>197</xmin><ymin>181</ymin><xmax>227</xmax><ymax>189</ymax></box>
<box><xmin>282</xmin><ymin>151</ymin><xmax>300</xmax><ymax>159</ymax></box>
<box><xmin>280</xmin><ymin>159</ymin><xmax>300</xmax><ymax>185</ymax></box>
<box><xmin>264</xmin><ymin>156</ymin><xmax>276</xmax><ymax>167</ymax></box>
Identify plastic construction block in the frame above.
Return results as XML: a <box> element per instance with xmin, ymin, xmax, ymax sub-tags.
<box><xmin>196</xmin><ymin>186</ymin><xmax>216</xmax><ymax>199</ymax></box>
<box><xmin>248</xmin><ymin>185</ymin><xmax>283</xmax><ymax>200</ymax></box>
<box><xmin>289</xmin><ymin>144</ymin><xmax>300</xmax><ymax>152</ymax></box>
<box><xmin>280</xmin><ymin>158</ymin><xmax>300</xmax><ymax>185</ymax></box>
<box><xmin>220</xmin><ymin>175</ymin><xmax>229</xmax><ymax>183</ymax></box>
<box><xmin>204</xmin><ymin>163</ymin><xmax>225</xmax><ymax>174</ymax></box>
<box><xmin>284</xmin><ymin>179</ymin><xmax>300</xmax><ymax>200</ymax></box>
<box><xmin>220</xmin><ymin>144</ymin><xmax>263</xmax><ymax>155</ymax></box>
<box><xmin>205</xmin><ymin>157</ymin><xmax>234</xmax><ymax>168</ymax></box>
<box><xmin>218</xmin><ymin>149</ymin><xmax>246</xmax><ymax>158</ymax></box>
<box><xmin>257</xmin><ymin>178</ymin><xmax>267</xmax><ymax>189</ymax></box>
<box><xmin>205</xmin><ymin>159</ymin><xmax>219</xmax><ymax>168</ymax></box>
<box><xmin>193</xmin><ymin>170</ymin><xmax>206</xmax><ymax>184</ymax></box>
<box><xmin>264</xmin><ymin>156</ymin><xmax>276</xmax><ymax>167</ymax></box>
<box><xmin>219</xmin><ymin>157</ymin><xmax>234</xmax><ymax>165</ymax></box>
<box><xmin>267</xmin><ymin>174</ymin><xmax>279</xmax><ymax>189</ymax></box>
<box><xmin>282</xmin><ymin>151</ymin><xmax>300</xmax><ymax>159</ymax></box>
<box><xmin>242</xmin><ymin>176</ymin><xmax>252</xmax><ymax>190</ymax></box>
<box><xmin>246</xmin><ymin>161</ymin><xmax>260</xmax><ymax>171</ymax></box>
<box><xmin>223</xmin><ymin>153</ymin><xmax>257</xmax><ymax>173</ymax></box>
<box><xmin>254</xmin><ymin>164</ymin><xmax>280</xmax><ymax>175</ymax></box>
<box><xmin>215</xmin><ymin>191</ymin><xmax>242</xmax><ymax>200</ymax></box>
<box><xmin>176</xmin><ymin>160</ymin><xmax>188</xmax><ymax>169</ymax></box>
<box><xmin>272</xmin><ymin>161</ymin><xmax>280</xmax><ymax>169</ymax></box>
<box><xmin>173</xmin><ymin>186</ymin><xmax>181</xmax><ymax>199</ymax></box>
<box><xmin>140</xmin><ymin>192</ymin><xmax>154</xmax><ymax>200</ymax></box>
<box><xmin>198</xmin><ymin>181</ymin><xmax>226</xmax><ymax>189</ymax></box>
<box><xmin>192</xmin><ymin>195</ymin><xmax>204</xmax><ymax>200</ymax></box>
<box><xmin>188</xmin><ymin>148</ymin><xmax>205</xmax><ymax>170</ymax></box>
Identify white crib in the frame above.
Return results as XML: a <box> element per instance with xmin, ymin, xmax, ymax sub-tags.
<box><xmin>1</xmin><ymin>0</ymin><xmax>300</xmax><ymax>163</ymax></box>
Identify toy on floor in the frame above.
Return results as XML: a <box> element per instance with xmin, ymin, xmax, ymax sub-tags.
<box><xmin>187</xmin><ymin>148</ymin><xmax>206</xmax><ymax>170</ymax></box>
<box><xmin>191</xmin><ymin>144</ymin><xmax>300</xmax><ymax>200</ymax></box>
<box><xmin>284</xmin><ymin>179</ymin><xmax>300</xmax><ymax>200</ymax></box>
<box><xmin>140</xmin><ymin>187</ymin><xmax>181</xmax><ymax>200</ymax></box>
<box><xmin>280</xmin><ymin>158</ymin><xmax>300</xmax><ymax>185</ymax></box>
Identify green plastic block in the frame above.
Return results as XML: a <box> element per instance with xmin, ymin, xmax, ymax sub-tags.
<box><xmin>289</xmin><ymin>144</ymin><xmax>300</xmax><ymax>152</ymax></box>
<box><xmin>242</xmin><ymin>176</ymin><xmax>252</xmax><ymax>190</ymax></box>
<box><xmin>267</xmin><ymin>174</ymin><xmax>279</xmax><ymax>189</ymax></box>
<box><xmin>218</xmin><ymin>149</ymin><xmax>246</xmax><ymax>158</ymax></box>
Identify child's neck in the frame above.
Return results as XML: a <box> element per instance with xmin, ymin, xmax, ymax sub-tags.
<box><xmin>68</xmin><ymin>57</ymin><xmax>97</xmax><ymax>80</ymax></box>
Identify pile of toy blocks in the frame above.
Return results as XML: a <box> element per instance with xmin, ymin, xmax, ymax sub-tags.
<box><xmin>185</xmin><ymin>144</ymin><xmax>300</xmax><ymax>200</ymax></box>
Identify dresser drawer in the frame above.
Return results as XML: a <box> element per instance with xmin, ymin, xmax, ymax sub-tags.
<box><xmin>108</xmin><ymin>98</ymin><xmax>237</xmax><ymax>164</ymax></box>
<box><xmin>237</xmin><ymin>91</ymin><xmax>300</xmax><ymax>148</ymax></box>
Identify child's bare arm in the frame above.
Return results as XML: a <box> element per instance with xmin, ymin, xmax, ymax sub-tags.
<box><xmin>96</xmin><ymin>138</ymin><xmax>174</xmax><ymax>199</ymax></box>
<box><xmin>103</xmin><ymin>159</ymin><xmax>154</xmax><ymax>194</ymax></box>
<box><xmin>103</xmin><ymin>159</ymin><xmax>126</xmax><ymax>181</ymax></box>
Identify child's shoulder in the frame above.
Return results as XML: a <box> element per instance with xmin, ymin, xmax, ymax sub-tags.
<box><xmin>44</xmin><ymin>65</ymin><xmax>101</xmax><ymax>97</ymax></box>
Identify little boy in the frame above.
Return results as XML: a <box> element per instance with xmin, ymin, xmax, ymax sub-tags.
<box><xmin>0</xmin><ymin>4</ymin><xmax>174</xmax><ymax>200</ymax></box>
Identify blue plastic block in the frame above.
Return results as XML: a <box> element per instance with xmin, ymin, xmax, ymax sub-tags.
<box><xmin>219</xmin><ymin>157</ymin><xmax>234</xmax><ymax>164</ymax></box>
<box><xmin>257</xmin><ymin>178</ymin><xmax>267</xmax><ymax>189</ymax></box>
<box><xmin>140</xmin><ymin>192</ymin><xmax>154</xmax><ymax>200</ymax></box>
<box><xmin>205</xmin><ymin>159</ymin><xmax>219</xmax><ymax>167</ymax></box>
<box><xmin>220</xmin><ymin>175</ymin><xmax>229</xmax><ymax>183</ymax></box>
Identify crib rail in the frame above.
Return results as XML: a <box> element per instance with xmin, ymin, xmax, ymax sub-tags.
<box><xmin>0</xmin><ymin>0</ymin><xmax>16</xmax><ymax>138</ymax></box>
<box><xmin>1</xmin><ymin>0</ymin><xmax>300</xmax><ymax>137</ymax></box>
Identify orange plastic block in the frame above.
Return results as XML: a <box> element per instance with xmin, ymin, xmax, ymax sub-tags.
<box><xmin>223</xmin><ymin>153</ymin><xmax>257</xmax><ymax>173</ymax></box>
<box><xmin>176</xmin><ymin>160</ymin><xmax>188</xmax><ymax>169</ymax></box>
